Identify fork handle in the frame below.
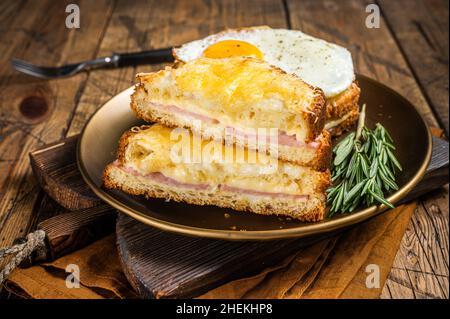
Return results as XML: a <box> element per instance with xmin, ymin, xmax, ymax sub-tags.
<box><xmin>113</xmin><ymin>48</ymin><xmax>174</xmax><ymax>67</ymax></box>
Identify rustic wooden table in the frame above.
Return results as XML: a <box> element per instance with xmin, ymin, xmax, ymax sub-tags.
<box><xmin>0</xmin><ymin>0</ymin><xmax>448</xmax><ymax>299</ymax></box>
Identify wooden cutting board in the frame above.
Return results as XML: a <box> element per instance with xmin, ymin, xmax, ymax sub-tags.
<box><xmin>116</xmin><ymin>214</ymin><xmax>342</xmax><ymax>298</ymax></box>
<box><xmin>29</xmin><ymin>134</ymin><xmax>449</xmax><ymax>298</ymax></box>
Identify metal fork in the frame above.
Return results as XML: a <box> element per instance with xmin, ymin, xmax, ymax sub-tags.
<box><xmin>11</xmin><ymin>48</ymin><xmax>174</xmax><ymax>79</ymax></box>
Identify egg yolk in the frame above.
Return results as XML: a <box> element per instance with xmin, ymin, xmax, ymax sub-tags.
<box><xmin>203</xmin><ymin>40</ymin><xmax>264</xmax><ymax>59</ymax></box>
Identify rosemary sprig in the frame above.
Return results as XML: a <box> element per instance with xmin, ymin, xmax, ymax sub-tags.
<box><xmin>327</xmin><ymin>104</ymin><xmax>402</xmax><ymax>217</ymax></box>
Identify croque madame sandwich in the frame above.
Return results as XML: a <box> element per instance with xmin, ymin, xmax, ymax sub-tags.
<box><xmin>103</xmin><ymin>36</ymin><xmax>341</xmax><ymax>222</ymax></box>
<box><xmin>172</xmin><ymin>26</ymin><xmax>360</xmax><ymax>136</ymax></box>
<box><xmin>103</xmin><ymin>124</ymin><xmax>331</xmax><ymax>222</ymax></box>
<box><xmin>130</xmin><ymin>56</ymin><xmax>332</xmax><ymax>169</ymax></box>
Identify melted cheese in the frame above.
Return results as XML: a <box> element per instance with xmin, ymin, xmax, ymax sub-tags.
<box><xmin>324</xmin><ymin>112</ymin><xmax>353</xmax><ymax>130</ymax></box>
<box><xmin>124</xmin><ymin>124</ymin><xmax>320</xmax><ymax>195</ymax></box>
<box><xmin>138</xmin><ymin>57</ymin><xmax>322</xmax><ymax>141</ymax></box>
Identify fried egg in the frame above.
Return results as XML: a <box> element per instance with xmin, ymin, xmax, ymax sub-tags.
<box><xmin>173</xmin><ymin>26</ymin><xmax>355</xmax><ymax>97</ymax></box>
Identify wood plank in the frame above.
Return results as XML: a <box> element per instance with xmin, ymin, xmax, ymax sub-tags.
<box><xmin>379</xmin><ymin>0</ymin><xmax>449</xmax><ymax>135</ymax></box>
<box><xmin>0</xmin><ymin>1</ymin><xmax>47</xmax><ymax>69</ymax></box>
<box><xmin>117</xmin><ymin>214</ymin><xmax>336</xmax><ymax>298</ymax></box>
<box><xmin>0</xmin><ymin>0</ymin><xmax>115</xmax><ymax>249</ymax></box>
<box><xmin>38</xmin><ymin>204</ymin><xmax>115</xmax><ymax>262</ymax></box>
<box><xmin>381</xmin><ymin>268</ymin><xmax>416</xmax><ymax>299</ymax></box>
<box><xmin>412</xmin><ymin>189</ymin><xmax>449</xmax><ymax>297</ymax></box>
<box><xmin>381</xmin><ymin>187</ymin><xmax>449</xmax><ymax>299</ymax></box>
<box><xmin>385</xmin><ymin>212</ymin><xmax>445</xmax><ymax>298</ymax></box>
<box><xmin>29</xmin><ymin>135</ymin><xmax>101</xmax><ymax>210</ymax></box>
<box><xmin>286</xmin><ymin>0</ymin><xmax>448</xmax><ymax>299</ymax></box>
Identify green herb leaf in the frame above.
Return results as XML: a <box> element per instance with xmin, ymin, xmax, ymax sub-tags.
<box><xmin>327</xmin><ymin>106</ymin><xmax>401</xmax><ymax>218</ymax></box>
<box><xmin>334</xmin><ymin>133</ymin><xmax>355</xmax><ymax>166</ymax></box>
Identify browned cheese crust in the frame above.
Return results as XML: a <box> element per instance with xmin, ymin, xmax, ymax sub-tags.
<box><xmin>134</xmin><ymin>56</ymin><xmax>327</xmax><ymax>143</ymax></box>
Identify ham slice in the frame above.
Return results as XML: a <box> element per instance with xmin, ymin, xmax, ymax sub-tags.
<box><xmin>227</xmin><ymin>126</ymin><xmax>319</xmax><ymax>149</ymax></box>
<box><xmin>149</xmin><ymin>102</ymin><xmax>320</xmax><ymax>149</ymax></box>
<box><xmin>116</xmin><ymin>163</ymin><xmax>309</xmax><ymax>201</ymax></box>
<box><xmin>151</xmin><ymin>102</ymin><xmax>219</xmax><ymax>124</ymax></box>
<box><xmin>119</xmin><ymin>163</ymin><xmax>211</xmax><ymax>191</ymax></box>
<box><xmin>220</xmin><ymin>185</ymin><xmax>309</xmax><ymax>201</ymax></box>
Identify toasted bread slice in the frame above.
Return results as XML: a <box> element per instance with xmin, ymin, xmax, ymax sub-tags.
<box><xmin>324</xmin><ymin>82</ymin><xmax>360</xmax><ymax>136</ymax></box>
<box><xmin>131</xmin><ymin>56</ymin><xmax>330</xmax><ymax>168</ymax></box>
<box><xmin>103</xmin><ymin>124</ymin><xmax>331</xmax><ymax>222</ymax></box>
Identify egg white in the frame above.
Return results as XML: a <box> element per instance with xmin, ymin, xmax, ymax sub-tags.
<box><xmin>174</xmin><ymin>27</ymin><xmax>355</xmax><ymax>97</ymax></box>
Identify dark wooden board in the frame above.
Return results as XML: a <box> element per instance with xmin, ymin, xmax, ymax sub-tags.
<box><xmin>37</xmin><ymin>204</ymin><xmax>115</xmax><ymax>261</ymax></box>
<box><xmin>398</xmin><ymin>136</ymin><xmax>449</xmax><ymax>204</ymax></box>
<box><xmin>30</xmin><ymin>135</ymin><xmax>102</xmax><ymax>210</ymax></box>
<box><xmin>116</xmin><ymin>214</ymin><xmax>339</xmax><ymax>299</ymax></box>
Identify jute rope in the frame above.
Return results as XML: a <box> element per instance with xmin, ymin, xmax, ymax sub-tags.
<box><xmin>0</xmin><ymin>230</ymin><xmax>46</xmax><ymax>284</ymax></box>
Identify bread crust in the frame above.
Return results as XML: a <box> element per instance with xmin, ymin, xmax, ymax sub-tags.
<box><xmin>326</xmin><ymin>108</ymin><xmax>359</xmax><ymax>137</ymax></box>
<box><xmin>305</xmin><ymin>87</ymin><xmax>327</xmax><ymax>141</ymax></box>
<box><xmin>103</xmin><ymin>164</ymin><xmax>326</xmax><ymax>222</ymax></box>
<box><xmin>309</xmin><ymin>129</ymin><xmax>332</xmax><ymax>171</ymax></box>
<box><xmin>116</xmin><ymin>129</ymin><xmax>135</xmax><ymax>165</ymax></box>
<box><xmin>325</xmin><ymin>82</ymin><xmax>360</xmax><ymax>121</ymax></box>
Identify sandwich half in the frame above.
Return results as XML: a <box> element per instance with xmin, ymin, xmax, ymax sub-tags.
<box><xmin>103</xmin><ymin>124</ymin><xmax>331</xmax><ymax>222</ymax></box>
<box><xmin>131</xmin><ymin>56</ymin><xmax>331</xmax><ymax>169</ymax></box>
<box><xmin>172</xmin><ymin>26</ymin><xmax>361</xmax><ymax>136</ymax></box>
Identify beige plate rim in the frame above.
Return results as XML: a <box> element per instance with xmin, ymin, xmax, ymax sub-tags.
<box><xmin>77</xmin><ymin>74</ymin><xmax>432</xmax><ymax>241</ymax></box>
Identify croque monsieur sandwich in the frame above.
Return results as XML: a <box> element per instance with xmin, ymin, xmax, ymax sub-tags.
<box><xmin>103</xmin><ymin>124</ymin><xmax>331</xmax><ymax>222</ymax></box>
<box><xmin>131</xmin><ymin>56</ymin><xmax>331</xmax><ymax>169</ymax></box>
<box><xmin>172</xmin><ymin>26</ymin><xmax>360</xmax><ymax>136</ymax></box>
